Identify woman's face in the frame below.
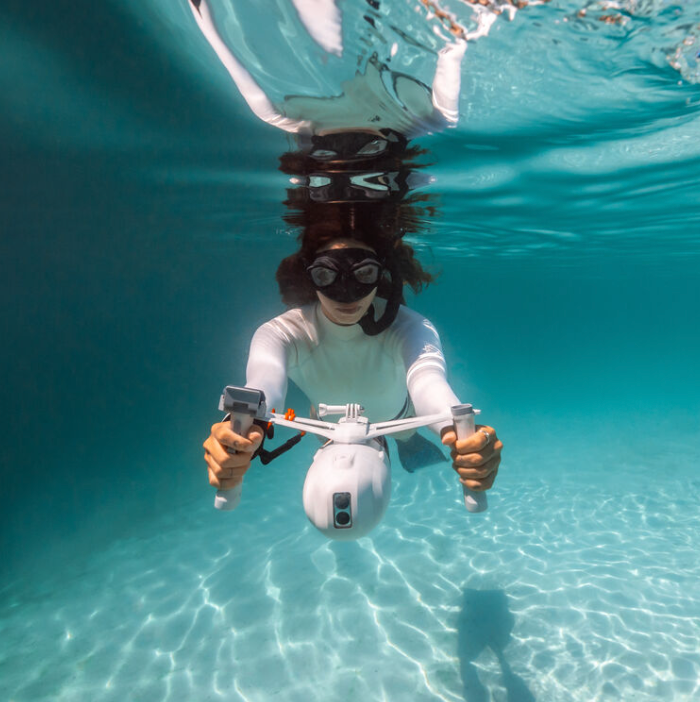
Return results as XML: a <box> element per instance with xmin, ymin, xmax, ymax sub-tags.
<box><xmin>314</xmin><ymin>238</ymin><xmax>378</xmax><ymax>326</ymax></box>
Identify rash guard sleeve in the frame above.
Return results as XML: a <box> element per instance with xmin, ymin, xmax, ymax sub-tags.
<box><xmin>245</xmin><ymin>322</ymin><xmax>291</xmax><ymax>414</ymax></box>
<box><xmin>396</xmin><ymin>312</ymin><xmax>460</xmax><ymax>433</ymax></box>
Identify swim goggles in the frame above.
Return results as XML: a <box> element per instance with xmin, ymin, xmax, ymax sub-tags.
<box><xmin>306</xmin><ymin>248</ymin><xmax>383</xmax><ymax>303</ymax></box>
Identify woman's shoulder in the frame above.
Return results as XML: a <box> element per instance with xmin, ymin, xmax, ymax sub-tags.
<box><xmin>392</xmin><ymin>305</ymin><xmax>439</xmax><ymax>334</ymax></box>
<box><xmin>255</xmin><ymin>304</ymin><xmax>320</xmax><ymax>343</ymax></box>
<box><xmin>385</xmin><ymin>306</ymin><xmax>443</xmax><ymax>356</ymax></box>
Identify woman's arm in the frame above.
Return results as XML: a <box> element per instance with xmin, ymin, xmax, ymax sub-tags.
<box><xmin>187</xmin><ymin>0</ymin><xmax>311</xmax><ymax>133</ymax></box>
<box><xmin>397</xmin><ymin>312</ymin><xmax>460</xmax><ymax>432</ymax></box>
<box><xmin>245</xmin><ymin>321</ymin><xmax>291</xmax><ymax>413</ymax></box>
<box><xmin>396</xmin><ymin>309</ymin><xmax>502</xmax><ymax>492</ymax></box>
<box><xmin>203</xmin><ymin>319</ymin><xmax>292</xmax><ymax>495</ymax></box>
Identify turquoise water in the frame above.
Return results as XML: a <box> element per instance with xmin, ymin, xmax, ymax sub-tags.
<box><xmin>2</xmin><ymin>1</ymin><xmax>700</xmax><ymax>700</ymax></box>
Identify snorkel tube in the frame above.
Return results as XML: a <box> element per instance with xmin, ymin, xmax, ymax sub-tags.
<box><xmin>359</xmin><ymin>255</ymin><xmax>403</xmax><ymax>336</ymax></box>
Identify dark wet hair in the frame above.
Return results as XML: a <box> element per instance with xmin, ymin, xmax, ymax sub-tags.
<box><xmin>276</xmin><ymin>131</ymin><xmax>438</xmax><ymax>308</ymax></box>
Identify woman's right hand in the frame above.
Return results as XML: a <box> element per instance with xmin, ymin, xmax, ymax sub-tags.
<box><xmin>203</xmin><ymin>421</ymin><xmax>264</xmax><ymax>490</ymax></box>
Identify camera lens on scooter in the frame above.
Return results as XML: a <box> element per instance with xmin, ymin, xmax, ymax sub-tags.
<box><xmin>335</xmin><ymin>511</ymin><xmax>350</xmax><ymax>526</ymax></box>
<box><xmin>332</xmin><ymin>492</ymin><xmax>352</xmax><ymax>529</ymax></box>
<box><xmin>334</xmin><ymin>494</ymin><xmax>350</xmax><ymax>510</ymax></box>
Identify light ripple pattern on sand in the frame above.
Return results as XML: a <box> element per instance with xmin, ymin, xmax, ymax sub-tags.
<box><xmin>1</xmin><ymin>432</ymin><xmax>699</xmax><ymax>701</ymax></box>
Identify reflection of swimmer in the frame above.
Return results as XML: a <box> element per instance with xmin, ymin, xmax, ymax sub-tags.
<box><xmin>188</xmin><ymin>0</ymin><xmax>466</xmax><ymax>137</ymax></box>
<box><xmin>202</xmin><ymin>131</ymin><xmax>502</xmax><ymax>499</ymax></box>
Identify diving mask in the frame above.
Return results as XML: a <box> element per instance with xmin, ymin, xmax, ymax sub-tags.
<box><xmin>306</xmin><ymin>248</ymin><xmax>383</xmax><ymax>303</ymax></box>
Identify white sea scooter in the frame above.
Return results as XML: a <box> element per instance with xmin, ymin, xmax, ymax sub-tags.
<box><xmin>214</xmin><ymin>386</ymin><xmax>488</xmax><ymax>540</ymax></box>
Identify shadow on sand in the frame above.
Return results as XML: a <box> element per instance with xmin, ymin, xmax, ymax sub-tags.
<box><xmin>457</xmin><ymin>588</ymin><xmax>536</xmax><ymax>702</ymax></box>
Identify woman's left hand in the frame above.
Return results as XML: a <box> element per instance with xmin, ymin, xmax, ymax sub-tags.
<box><xmin>440</xmin><ymin>425</ymin><xmax>502</xmax><ymax>492</ymax></box>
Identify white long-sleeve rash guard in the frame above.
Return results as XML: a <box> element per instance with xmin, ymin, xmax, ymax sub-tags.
<box><xmin>245</xmin><ymin>302</ymin><xmax>461</xmax><ymax>434</ymax></box>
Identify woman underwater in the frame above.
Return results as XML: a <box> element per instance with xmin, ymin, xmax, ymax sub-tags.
<box><xmin>203</xmin><ymin>131</ymin><xmax>502</xmax><ymax>506</ymax></box>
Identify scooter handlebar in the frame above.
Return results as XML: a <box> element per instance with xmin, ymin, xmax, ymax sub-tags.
<box><xmin>451</xmin><ymin>404</ymin><xmax>488</xmax><ymax>514</ymax></box>
<box><xmin>214</xmin><ymin>386</ymin><xmax>266</xmax><ymax>511</ymax></box>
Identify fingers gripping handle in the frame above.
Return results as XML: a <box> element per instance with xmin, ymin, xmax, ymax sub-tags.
<box><xmin>451</xmin><ymin>404</ymin><xmax>488</xmax><ymax>514</ymax></box>
<box><xmin>214</xmin><ymin>386</ymin><xmax>266</xmax><ymax>511</ymax></box>
<box><xmin>213</xmin><ymin>410</ymin><xmax>253</xmax><ymax>511</ymax></box>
